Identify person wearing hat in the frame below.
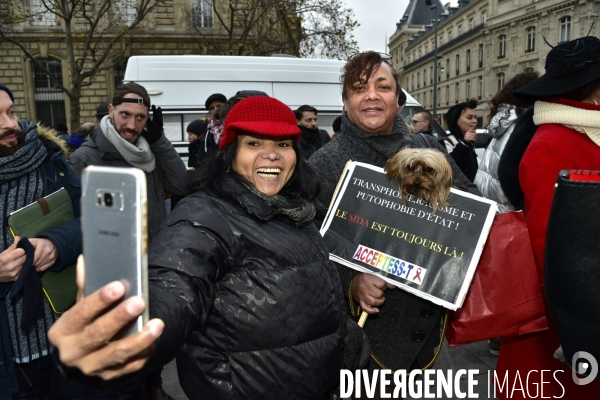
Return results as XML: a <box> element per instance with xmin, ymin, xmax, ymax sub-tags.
<box><xmin>439</xmin><ymin>99</ymin><xmax>479</xmax><ymax>182</ymax></box>
<box><xmin>0</xmin><ymin>83</ymin><xmax>91</xmax><ymax>398</ymax></box>
<box><xmin>95</xmin><ymin>102</ymin><xmax>110</xmax><ymax>123</ymax></box>
<box><xmin>493</xmin><ymin>36</ymin><xmax>600</xmax><ymax>399</ymax></box>
<box><xmin>205</xmin><ymin>93</ymin><xmax>226</xmax><ymax>119</ymax></box>
<box><xmin>70</xmin><ymin>82</ymin><xmax>188</xmax><ymax>240</ymax></box>
<box><xmin>49</xmin><ymin>96</ymin><xmax>347</xmax><ymax>399</ymax></box>
<box><xmin>186</xmin><ymin>119</ymin><xmax>208</xmax><ymax>168</ymax></box>
<box><xmin>53</xmin><ymin>121</ymin><xmax>70</xmax><ymax>144</ymax></box>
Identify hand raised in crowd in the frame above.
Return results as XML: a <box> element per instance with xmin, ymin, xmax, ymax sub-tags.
<box><xmin>142</xmin><ymin>105</ymin><xmax>164</xmax><ymax>145</ymax></box>
<box><xmin>48</xmin><ymin>256</ymin><xmax>164</xmax><ymax>380</ymax></box>
<box><xmin>351</xmin><ymin>273</ymin><xmax>396</xmax><ymax>314</ymax></box>
<box><xmin>29</xmin><ymin>238</ymin><xmax>58</xmax><ymax>272</ymax></box>
<box><xmin>463</xmin><ymin>126</ymin><xmax>477</xmax><ymax>143</ymax></box>
<box><xmin>0</xmin><ymin>237</ymin><xmax>26</xmax><ymax>283</ymax></box>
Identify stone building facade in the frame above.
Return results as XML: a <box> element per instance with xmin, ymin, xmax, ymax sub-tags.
<box><xmin>0</xmin><ymin>0</ymin><xmax>299</xmax><ymax>130</ymax></box>
<box><xmin>389</xmin><ymin>0</ymin><xmax>600</xmax><ymax>127</ymax></box>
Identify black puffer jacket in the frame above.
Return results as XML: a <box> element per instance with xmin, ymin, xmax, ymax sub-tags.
<box><xmin>144</xmin><ymin>175</ymin><xmax>344</xmax><ymax>399</ymax></box>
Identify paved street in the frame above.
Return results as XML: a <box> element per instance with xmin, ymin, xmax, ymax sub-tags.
<box><xmin>162</xmin><ymin>339</ymin><xmax>499</xmax><ymax>399</ymax></box>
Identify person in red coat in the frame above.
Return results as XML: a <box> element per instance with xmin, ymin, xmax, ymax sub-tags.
<box><xmin>494</xmin><ymin>36</ymin><xmax>600</xmax><ymax>399</ymax></box>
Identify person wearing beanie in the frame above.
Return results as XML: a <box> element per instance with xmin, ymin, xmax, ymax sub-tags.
<box><xmin>186</xmin><ymin>119</ymin><xmax>208</xmax><ymax>168</ymax></box>
<box><xmin>439</xmin><ymin>99</ymin><xmax>479</xmax><ymax>182</ymax></box>
<box><xmin>204</xmin><ymin>93</ymin><xmax>227</xmax><ymax>119</ymax></box>
<box><xmin>293</xmin><ymin>104</ymin><xmax>331</xmax><ymax>160</ymax></box>
<box><xmin>53</xmin><ymin>121</ymin><xmax>70</xmax><ymax>144</ymax></box>
<box><xmin>49</xmin><ymin>95</ymin><xmax>347</xmax><ymax>399</ymax></box>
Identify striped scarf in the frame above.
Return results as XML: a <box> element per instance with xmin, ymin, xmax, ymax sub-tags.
<box><xmin>0</xmin><ymin>120</ymin><xmax>56</xmax><ymax>363</ymax></box>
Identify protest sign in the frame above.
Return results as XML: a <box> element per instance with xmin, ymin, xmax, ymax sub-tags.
<box><xmin>320</xmin><ymin>162</ymin><xmax>497</xmax><ymax>310</ymax></box>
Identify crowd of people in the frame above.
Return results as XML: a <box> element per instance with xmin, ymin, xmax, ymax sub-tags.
<box><xmin>0</xmin><ymin>35</ymin><xmax>599</xmax><ymax>400</ymax></box>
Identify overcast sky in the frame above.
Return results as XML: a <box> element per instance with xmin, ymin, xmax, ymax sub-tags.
<box><xmin>342</xmin><ymin>0</ymin><xmax>459</xmax><ymax>53</ymax></box>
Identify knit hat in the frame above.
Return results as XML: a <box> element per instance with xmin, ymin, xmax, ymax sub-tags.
<box><xmin>112</xmin><ymin>82</ymin><xmax>151</xmax><ymax>108</ymax></box>
<box><xmin>95</xmin><ymin>102</ymin><xmax>109</xmax><ymax>119</ymax></box>
<box><xmin>54</xmin><ymin>122</ymin><xmax>68</xmax><ymax>132</ymax></box>
<box><xmin>186</xmin><ymin>119</ymin><xmax>208</xmax><ymax>136</ymax></box>
<box><xmin>205</xmin><ymin>93</ymin><xmax>227</xmax><ymax>109</ymax></box>
<box><xmin>219</xmin><ymin>96</ymin><xmax>300</xmax><ymax>149</ymax></box>
<box><xmin>514</xmin><ymin>36</ymin><xmax>600</xmax><ymax>103</ymax></box>
<box><xmin>0</xmin><ymin>82</ymin><xmax>14</xmax><ymax>102</ymax></box>
<box><xmin>67</xmin><ymin>134</ymin><xmax>85</xmax><ymax>148</ymax></box>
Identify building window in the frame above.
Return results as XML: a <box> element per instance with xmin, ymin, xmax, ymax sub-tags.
<box><xmin>411</xmin><ymin>75</ymin><xmax>415</xmax><ymax>91</ymax></box>
<box><xmin>113</xmin><ymin>0</ymin><xmax>137</xmax><ymax>25</ymax></box>
<box><xmin>560</xmin><ymin>16</ymin><xmax>571</xmax><ymax>43</ymax></box>
<box><xmin>455</xmin><ymin>82</ymin><xmax>460</xmax><ymax>103</ymax></box>
<box><xmin>430</xmin><ymin>90</ymin><xmax>433</xmax><ymax>108</ymax></box>
<box><xmin>30</xmin><ymin>0</ymin><xmax>55</xmax><ymax>25</ymax></box>
<box><xmin>192</xmin><ymin>0</ymin><xmax>214</xmax><ymax>28</ymax></box>
<box><xmin>524</xmin><ymin>67</ymin><xmax>535</xmax><ymax>73</ymax></box>
<box><xmin>423</xmin><ymin>69</ymin><xmax>427</xmax><ymax>87</ymax></box>
<box><xmin>469</xmin><ymin>18</ymin><xmax>474</xmax><ymax>30</ymax></box>
<box><xmin>497</xmin><ymin>72</ymin><xmax>505</xmax><ymax>92</ymax></box>
<box><xmin>478</xmin><ymin>75</ymin><xmax>483</xmax><ymax>99</ymax></box>
<box><xmin>438</xmin><ymin>87</ymin><xmax>441</xmax><ymax>107</ymax></box>
<box><xmin>446</xmin><ymin>85</ymin><xmax>450</xmax><ymax>105</ymax></box>
<box><xmin>478</xmin><ymin>43</ymin><xmax>484</xmax><ymax>68</ymax></box>
<box><xmin>498</xmin><ymin>35</ymin><xmax>506</xmax><ymax>59</ymax></box>
<box><xmin>466</xmin><ymin>79</ymin><xmax>471</xmax><ymax>98</ymax></box>
<box><xmin>448</xmin><ymin>30</ymin><xmax>453</xmax><ymax>41</ymax></box>
<box><xmin>526</xmin><ymin>27</ymin><xmax>535</xmax><ymax>53</ymax></box>
<box><xmin>430</xmin><ymin>66</ymin><xmax>433</xmax><ymax>84</ymax></box>
<box><xmin>33</xmin><ymin>59</ymin><xmax>66</xmax><ymax>128</ymax></box>
<box><xmin>417</xmin><ymin>72</ymin><xmax>420</xmax><ymax>89</ymax></box>
<box><xmin>446</xmin><ymin>58</ymin><xmax>450</xmax><ymax>79</ymax></box>
<box><xmin>455</xmin><ymin>54</ymin><xmax>460</xmax><ymax>76</ymax></box>
<box><xmin>482</xmin><ymin>11</ymin><xmax>487</xmax><ymax>26</ymax></box>
<box><xmin>466</xmin><ymin>49</ymin><xmax>471</xmax><ymax>72</ymax></box>
<box><xmin>458</xmin><ymin>25</ymin><xmax>463</xmax><ymax>35</ymax></box>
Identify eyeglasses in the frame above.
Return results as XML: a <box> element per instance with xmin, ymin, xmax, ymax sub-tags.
<box><xmin>348</xmin><ymin>52</ymin><xmax>392</xmax><ymax>61</ymax></box>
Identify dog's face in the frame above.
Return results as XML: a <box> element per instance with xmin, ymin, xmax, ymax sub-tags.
<box><xmin>385</xmin><ymin>148</ymin><xmax>453</xmax><ymax>213</ymax></box>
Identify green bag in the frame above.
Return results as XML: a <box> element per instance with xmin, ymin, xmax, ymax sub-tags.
<box><xmin>8</xmin><ymin>188</ymin><xmax>77</xmax><ymax>313</ymax></box>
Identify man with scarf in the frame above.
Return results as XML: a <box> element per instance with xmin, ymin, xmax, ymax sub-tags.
<box><xmin>294</xmin><ymin>104</ymin><xmax>331</xmax><ymax>160</ymax></box>
<box><xmin>0</xmin><ymin>83</ymin><xmax>86</xmax><ymax>397</ymax></box>
<box><xmin>70</xmin><ymin>82</ymin><xmax>189</xmax><ymax>240</ymax></box>
<box><xmin>309</xmin><ymin>52</ymin><xmax>479</xmax><ymax>379</ymax></box>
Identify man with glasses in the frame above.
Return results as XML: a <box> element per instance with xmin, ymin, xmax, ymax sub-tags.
<box><xmin>411</xmin><ymin>109</ymin><xmax>434</xmax><ymax>136</ymax></box>
<box><xmin>309</xmin><ymin>52</ymin><xmax>479</xmax><ymax>376</ymax></box>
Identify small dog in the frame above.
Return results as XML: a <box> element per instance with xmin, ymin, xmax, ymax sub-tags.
<box><xmin>385</xmin><ymin>148</ymin><xmax>453</xmax><ymax>213</ymax></box>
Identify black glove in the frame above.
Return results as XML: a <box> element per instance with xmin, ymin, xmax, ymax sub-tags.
<box><xmin>143</xmin><ymin>105</ymin><xmax>163</xmax><ymax>144</ymax></box>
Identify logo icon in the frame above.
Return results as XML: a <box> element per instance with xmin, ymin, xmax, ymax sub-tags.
<box><xmin>572</xmin><ymin>351</ymin><xmax>598</xmax><ymax>385</ymax></box>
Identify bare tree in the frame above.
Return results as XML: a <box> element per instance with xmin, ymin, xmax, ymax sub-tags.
<box><xmin>0</xmin><ymin>0</ymin><xmax>163</xmax><ymax>130</ymax></box>
<box><xmin>191</xmin><ymin>0</ymin><xmax>358</xmax><ymax>59</ymax></box>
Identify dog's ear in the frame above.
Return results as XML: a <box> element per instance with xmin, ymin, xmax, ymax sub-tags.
<box><xmin>385</xmin><ymin>153</ymin><xmax>403</xmax><ymax>180</ymax></box>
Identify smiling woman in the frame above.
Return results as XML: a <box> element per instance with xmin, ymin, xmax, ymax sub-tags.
<box><xmin>49</xmin><ymin>96</ymin><xmax>347</xmax><ymax>400</ymax></box>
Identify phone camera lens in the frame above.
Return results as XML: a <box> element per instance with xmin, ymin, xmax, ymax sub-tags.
<box><xmin>104</xmin><ymin>193</ymin><xmax>113</xmax><ymax>207</ymax></box>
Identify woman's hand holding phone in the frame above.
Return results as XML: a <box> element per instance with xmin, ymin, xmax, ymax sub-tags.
<box><xmin>48</xmin><ymin>256</ymin><xmax>164</xmax><ymax>380</ymax></box>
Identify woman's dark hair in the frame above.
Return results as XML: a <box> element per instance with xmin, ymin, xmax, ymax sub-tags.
<box><xmin>487</xmin><ymin>71</ymin><xmax>540</xmax><ymax>126</ymax></box>
<box><xmin>189</xmin><ymin>135</ymin><xmax>320</xmax><ymax>201</ymax></box>
<box><xmin>214</xmin><ymin>92</ymin><xmax>256</xmax><ymax>122</ymax></box>
<box><xmin>341</xmin><ymin>51</ymin><xmax>401</xmax><ymax>99</ymax></box>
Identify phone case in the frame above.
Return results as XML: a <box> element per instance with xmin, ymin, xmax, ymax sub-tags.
<box><xmin>81</xmin><ymin>166</ymin><xmax>149</xmax><ymax>338</ymax></box>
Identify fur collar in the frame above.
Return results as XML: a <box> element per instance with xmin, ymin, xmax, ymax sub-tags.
<box><xmin>36</xmin><ymin>124</ymin><xmax>68</xmax><ymax>158</ymax></box>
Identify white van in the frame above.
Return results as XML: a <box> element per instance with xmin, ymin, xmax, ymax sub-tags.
<box><xmin>123</xmin><ymin>55</ymin><xmax>432</xmax><ymax>155</ymax></box>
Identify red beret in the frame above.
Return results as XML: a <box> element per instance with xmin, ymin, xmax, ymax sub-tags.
<box><xmin>219</xmin><ymin>96</ymin><xmax>300</xmax><ymax>149</ymax></box>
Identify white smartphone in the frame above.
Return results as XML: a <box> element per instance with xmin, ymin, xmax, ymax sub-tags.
<box><xmin>81</xmin><ymin>166</ymin><xmax>149</xmax><ymax>338</ymax></box>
